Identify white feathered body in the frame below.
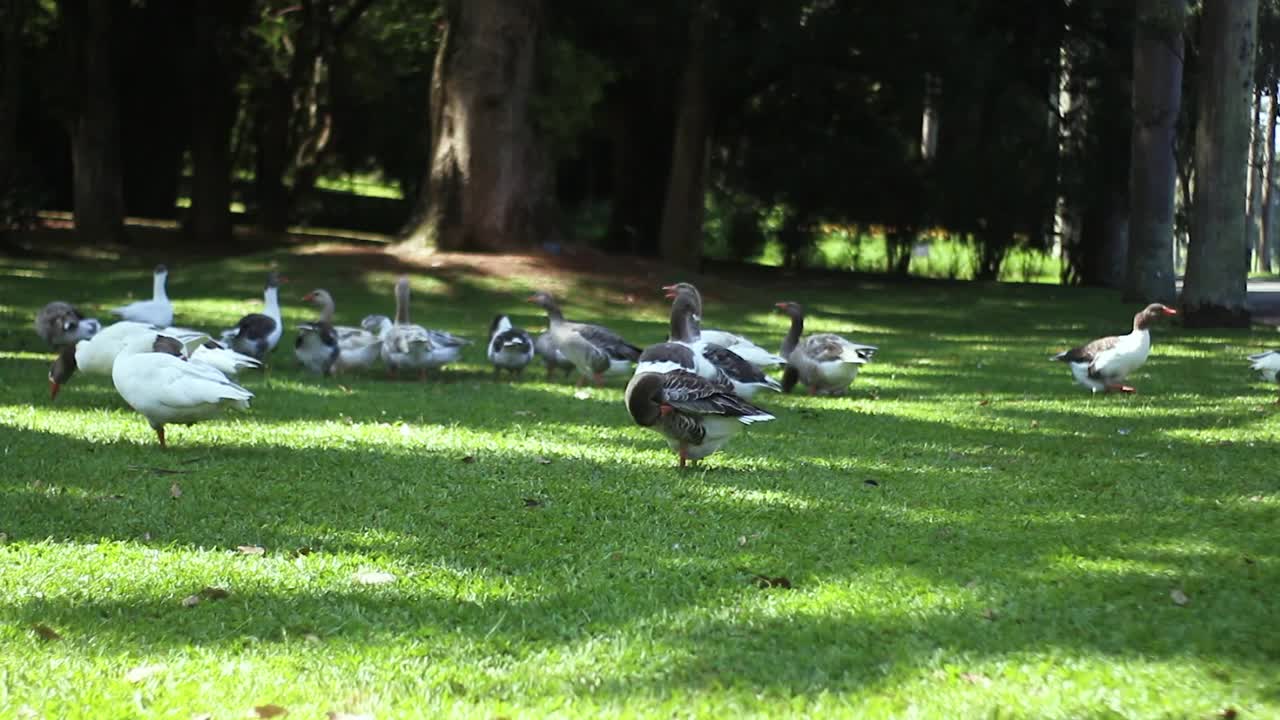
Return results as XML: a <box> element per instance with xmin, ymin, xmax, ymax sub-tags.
<box><xmin>1247</xmin><ymin>350</ymin><xmax>1280</xmax><ymax>383</ymax></box>
<box><xmin>112</xmin><ymin>345</ymin><xmax>253</xmax><ymax>430</ymax></box>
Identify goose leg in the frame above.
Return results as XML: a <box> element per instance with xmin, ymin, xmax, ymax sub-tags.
<box><xmin>593</xmin><ymin>372</ymin><xmax>605</xmax><ymax>387</ymax></box>
<box><xmin>418</xmin><ymin>367</ymin><xmax>428</xmax><ymax>381</ymax></box>
<box><xmin>678</xmin><ymin>446</ymin><xmax>688</xmax><ymax>469</ymax></box>
<box><xmin>155</xmin><ymin>426</ymin><xmax>166</xmax><ymax>448</ymax></box>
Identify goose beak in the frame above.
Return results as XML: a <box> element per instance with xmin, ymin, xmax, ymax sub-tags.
<box><xmin>661</xmin><ymin>284</ymin><xmax>678</xmax><ymax>299</ymax></box>
<box><xmin>659</xmin><ymin>403</ymin><xmax>674</xmax><ymax>417</ymax></box>
<box><xmin>774</xmin><ymin>302</ymin><xmax>787</xmax><ymax>310</ymax></box>
<box><xmin>1162</xmin><ymin>307</ymin><xmax>1178</xmax><ymax>316</ymax></box>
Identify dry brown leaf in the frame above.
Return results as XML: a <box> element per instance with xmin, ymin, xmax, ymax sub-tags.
<box><xmin>236</xmin><ymin>545</ymin><xmax>265</xmax><ymax>556</ymax></box>
<box><xmin>981</xmin><ymin>608</ymin><xmax>998</xmax><ymax>621</ymax></box>
<box><xmin>737</xmin><ymin>535</ymin><xmax>748</xmax><ymax>547</ymax></box>
<box><xmin>303</xmin><ymin>633</ymin><xmax>322</xmax><ymax>644</ymax></box>
<box><xmin>523</xmin><ymin>497</ymin><xmax>544</xmax><ymax>508</ymax></box>
<box><xmin>169</xmin><ymin>482</ymin><xmax>182</xmax><ymax>499</ymax></box>
<box><xmin>181</xmin><ymin>594</ymin><xmax>202</xmax><ymax>608</ymax></box>
<box><xmin>1171</xmin><ymin>588</ymin><xmax>1190</xmax><ymax>606</ymax></box>
<box><xmin>461</xmin><ymin>454</ymin><xmax>476</xmax><ymax>464</ymax></box>
<box><xmin>960</xmin><ymin>672</ymin><xmax>992</xmax><ymax>687</ymax></box>
<box><xmin>252</xmin><ymin>705</ymin><xmax>288</xmax><ymax>718</ymax></box>
<box><xmin>355</xmin><ymin>571</ymin><xmax>396</xmax><ymax>585</ymax></box>
<box><xmin>125</xmin><ymin>664</ymin><xmax>165</xmax><ymax>683</ymax></box>
<box><xmin>293</xmin><ymin>546</ymin><xmax>313</xmax><ymax>557</ymax></box>
<box><xmin>326</xmin><ymin>713</ymin><xmax>374</xmax><ymax>720</ymax></box>
<box><xmin>535</xmin><ymin>456</ymin><xmax>552</xmax><ymax>465</ymax></box>
<box><xmin>31</xmin><ymin>623</ymin><xmax>61</xmax><ymax>641</ymax></box>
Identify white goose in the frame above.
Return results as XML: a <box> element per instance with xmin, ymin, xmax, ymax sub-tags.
<box><xmin>662</xmin><ymin>283</ymin><xmax>785</xmax><ymax>369</ymax></box>
<box><xmin>221</xmin><ymin>272</ymin><xmax>284</xmax><ymax>362</ymax></box>
<box><xmin>1052</xmin><ymin>303</ymin><xmax>1177</xmax><ymax>394</ymax></box>
<box><xmin>1248</xmin><ymin>350</ymin><xmax>1280</xmax><ymax>403</ymax></box>
<box><xmin>110</xmin><ymin>264</ymin><xmax>174</xmax><ymax>327</ymax></box>
<box><xmin>35</xmin><ymin>301</ymin><xmax>101</xmax><ymax>348</ymax></box>
<box><xmin>487</xmin><ymin>314</ymin><xmax>534</xmax><ymax>378</ymax></box>
<box><xmin>775</xmin><ymin>301</ymin><xmax>877</xmax><ymax>396</ymax></box>
<box><xmin>295</xmin><ymin>289</ymin><xmax>382</xmax><ymax>375</ymax></box>
<box><xmin>366</xmin><ymin>276</ymin><xmax>434</xmax><ymax>378</ymax></box>
<box><xmin>48</xmin><ymin>322</ymin><xmax>259</xmax><ymax>400</ymax></box>
<box><xmin>112</xmin><ymin>333</ymin><xmax>253</xmax><ymax>447</ymax></box>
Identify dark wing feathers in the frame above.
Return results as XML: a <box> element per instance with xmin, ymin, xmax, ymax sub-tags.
<box><xmin>1054</xmin><ymin>334</ymin><xmax>1120</xmax><ymax>366</ymax></box>
<box><xmin>490</xmin><ymin>328</ymin><xmax>532</xmax><ymax>354</ymax></box>
<box><xmin>577</xmin><ymin>323</ymin><xmax>641</xmax><ymax>361</ymax></box>
<box><xmin>639</xmin><ymin>342</ymin><xmax>698</xmax><ymax>369</ymax></box>
<box><xmin>702</xmin><ymin>344</ymin><xmax>769</xmax><ymax>384</ymax></box>
<box><xmin>805</xmin><ymin>335</ymin><xmax>847</xmax><ymax>363</ymax></box>
<box><xmin>235</xmin><ymin>313</ymin><xmax>278</xmax><ymax>340</ymax></box>
<box><xmin>660</xmin><ymin>370</ymin><xmax>770</xmax><ymax>419</ymax></box>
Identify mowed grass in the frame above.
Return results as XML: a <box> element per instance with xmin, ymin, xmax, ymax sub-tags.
<box><xmin>0</xmin><ymin>247</ymin><xmax>1278</xmax><ymax>719</ymax></box>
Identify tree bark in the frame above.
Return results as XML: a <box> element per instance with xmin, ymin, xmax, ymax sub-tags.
<box><xmin>1265</xmin><ymin>82</ymin><xmax>1279</xmax><ymax>269</ymax></box>
<box><xmin>658</xmin><ymin>7</ymin><xmax>709</xmax><ymax>270</ymax></box>
<box><xmin>1246</xmin><ymin>84</ymin><xmax>1266</xmax><ymax>271</ymax></box>
<box><xmin>1183</xmin><ymin>0</ymin><xmax>1258</xmax><ymax>327</ymax></box>
<box><xmin>66</xmin><ymin>0</ymin><xmax>126</xmax><ymax>244</ymax></box>
<box><xmin>400</xmin><ymin>0</ymin><xmax>554</xmax><ymax>251</ymax></box>
<box><xmin>1124</xmin><ymin>0</ymin><xmax>1186</xmax><ymax>304</ymax></box>
<box><xmin>185</xmin><ymin>0</ymin><xmax>245</xmax><ymax>247</ymax></box>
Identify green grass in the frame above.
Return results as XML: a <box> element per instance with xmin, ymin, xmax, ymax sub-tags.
<box><xmin>1</xmin><ymin>248</ymin><xmax>1278</xmax><ymax>718</ymax></box>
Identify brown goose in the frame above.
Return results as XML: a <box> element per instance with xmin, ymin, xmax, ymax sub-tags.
<box><xmin>775</xmin><ymin>301</ymin><xmax>877</xmax><ymax>395</ymax></box>
<box><xmin>1051</xmin><ymin>303</ymin><xmax>1177</xmax><ymax>393</ymax></box>
<box><xmin>625</xmin><ymin>369</ymin><xmax>775</xmax><ymax>468</ymax></box>
<box><xmin>35</xmin><ymin>301</ymin><xmax>101</xmax><ymax>348</ymax></box>
<box><xmin>527</xmin><ymin>291</ymin><xmax>641</xmax><ymax>386</ymax></box>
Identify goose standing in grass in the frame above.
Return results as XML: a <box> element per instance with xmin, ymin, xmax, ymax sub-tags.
<box><xmin>110</xmin><ymin>264</ymin><xmax>174</xmax><ymax>327</ymax></box>
<box><xmin>112</xmin><ymin>332</ymin><xmax>253</xmax><ymax>448</ymax></box>
<box><xmin>487</xmin><ymin>314</ymin><xmax>534</xmax><ymax>378</ymax></box>
<box><xmin>534</xmin><ymin>331</ymin><xmax>575</xmax><ymax>380</ymax></box>
<box><xmin>367</xmin><ymin>276</ymin><xmax>434</xmax><ymax>378</ymax></box>
<box><xmin>775</xmin><ymin>301</ymin><xmax>877</xmax><ymax>396</ymax></box>
<box><xmin>1247</xmin><ymin>350</ymin><xmax>1280</xmax><ymax>403</ymax></box>
<box><xmin>48</xmin><ymin>322</ymin><xmax>260</xmax><ymax>400</ymax></box>
<box><xmin>1051</xmin><ymin>303</ymin><xmax>1178</xmax><ymax>394</ymax></box>
<box><xmin>221</xmin><ymin>271</ymin><xmax>284</xmax><ymax>363</ymax></box>
<box><xmin>663</xmin><ymin>284</ymin><xmax>781</xmax><ymax>398</ymax></box>
<box><xmin>295</xmin><ymin>289</ymin><xmax>381</xmax><ymax>375</ymax></box>
<box><xmin>527</xmin><ymin>290</ymin><xmax>641</xmax><ymax>386</ymax></box>
<box><xmin>662</xmin><ymin>283</ymin><xmax>785</xmax><ymax>369</ymax></box>
<box><xmin>626</xmin><ymin>369</ymin><xmax>775</xmax><ymax>469</ymax></box>
<box><xmin>35</xmin><ymin>301</ymin><xmax>101</xmax><ymax>348</ymax></box>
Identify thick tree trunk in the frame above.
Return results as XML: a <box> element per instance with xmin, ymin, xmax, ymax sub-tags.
<box><xmin>254</xmin><ymin>75</ymin><xmax>292</xmax><ymax>233</ymax></box>
<box><xmin>0</xmin><ymin>0</ymin><xmax>25</xmax><ymax>200</ymax></box>
<box><xmin>658</xmin><ymin>8</ymin><xmax>709</xmax><ymax>270</ymax></box>
<box><xmin>1246</xmin><ymin>84</ymin><xmax>1266</xmax><ymax>271</ymax></box>
<box><xmin>68</xmin><ymin>0</ymin><xmax>126</xmax><ymax>244</ymax></box>
<box><xmin>185</xmin><ymin>0</ymin><xmax>244</xmax><ymax>247</ymax></box>
<box><xmin>1124</xmin><ymin>0</ymin><xmax>1185</xmax><ymax>304</ymax></box>
<box><xmin>1265</xmin><ymin>82</ymin><xmax>1279</xmax><ymax>269</ymax></box>
<box><xmin>1183</xmin><ymin>0</ymin><xmax>1258</xmax><ymax>327</ymax></box>
<box><xmin>400</xmin><ymin>0</ymin><xmax>554</xmax><ymax>251</ymax></box>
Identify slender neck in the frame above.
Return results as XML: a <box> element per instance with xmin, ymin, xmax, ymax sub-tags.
<box><xmin>263</xmin><ymin>286</ymin><xmax>280</xmax><ymax>319</ymax></box>
<box><xmin>543</xmin><ymin>303</ymin><xmax>564</xmax><ymax>326</ymax></box>
<box><xmin>318</xmin><ymin>297</ymin><xmax>334</xmax><ymax>324</ymax></box>
<box><xmin>152</xmin><ymin>273</ymin><xmax>167</xmax><ymax>301</ymax></box>
<box><xmin>669</xmin><ymin>301</ymin><xmax>700</xmax><ymax>343</ymax></box>
<box><xmin>395</xmin><ymin>285</ymin><xmax>410</xmax><ymax>324</ymax></box>
<box><xmin>782</xmin><ymin>313</ymin><xmax>804</xmax><ymax>354</ymax></box>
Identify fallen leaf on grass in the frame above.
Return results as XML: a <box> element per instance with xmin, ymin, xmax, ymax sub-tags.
<box><xmin>326</xmin><ymin>713</ymin><xmax>373</xmax><ymax>720</ymax></box>
<box><xmin>251</xmin><ymin>705</ymin><xmax>288</xmax><ymax>718</ymax></box>
<box><xmin>236</xmin><ymin>545</ymin><xmax>265</xmax><ymax>556</ymax></box>
<box><xmin>293</xmin><ymin>547</ymin><xmax>313</xmax><ymax>557</ymax></box>
<box><xmin>863</xmin><ymin>479</ymin><xmax>879</xmax><ymax>487</ymax></box>
<box><xmin>1219</xmin><ymin>708</ymin><xmax>1238</xmax><ymax>720</ymax></box>
<box><xmin>535</xmin><ymin>456</ymin><xmax>552</xmax><ymax>465</ymax></box>
<box><xmin>460</xmin><ymin>455</ymin><xmax>476</xmax><ymax>464</ymax></box>
<box><xmin>981</xmin><ymin>608</ymin><xmax>998</xmax><ymax>621</ymax></box>
<box><xmin>337</xmin><ymin>384</ymin><xmax>352</xmax><ymax>394</ymax></box>
<box><xmin>128</xmin><ymin>465</ymin><xmax>191</xmax><ymax>476</ymax></box>
<box><xmin>31</xmin><ymin>623</ymin><xmax>61</xmax><ymax>641</ymax></box>
<box><xmin>977</xmin><ymin>399</ymin><xmax>990</xmax><ymax>406</ymax></box>
<box><xmin>354</xmin><ymin>571</ymin><xmax>396</xmax><ymax>585</ymax></box>
<box><xmin>1030</xmin><ymin>420</ymin><xmax>1040</xmax><ymax>429</ymax></box>
<box><xmin>169</xmin><ymin>482</ymin><xmax>182</xmax><ymax>499</ymax></box>
<box><xmin>1116</xmin><ymin>428</ymin><xmax>1132</xmax><ymax>436</ymax></box>
<box><xmin>513</xmin><ymin>410</ymin><xmax>534</xmax><ymax>417</ymax></box>
<box><xmin>573</xmin><ymin>389</ymin><xmax>591</xmax><ymax>400</ymax></box>
<box><xmin>960</xmin><ymin>672</ymin><xmax>991</xmax><ymax>687</ymax></box>
<box><xmin>124</xmin><ymin>664</ymin><xmax>165</xmax><ymax>683</ymax></box>
<box><xmin>523</xmin><ymin>497</ymin><xmax>544</xmax><ymax>508</ymax></box>
<box><xmin>182</xmin><ymin>587</ymin><xmax>231</xmax><ymax>608</ymax></box>
<box><xmin>737</xmin><ymin>535</ymin><xmax>748</xmax><ymax>547</ymax></box>
<box><xmin>1171</xmin><ymin>588</ymin><xmax>1190</xmax><ymax>606</ymax></box>
<box><xmin>751</xmin><ymin>574</ymin><xmax>792</xmax><ymax>589</ymax></box>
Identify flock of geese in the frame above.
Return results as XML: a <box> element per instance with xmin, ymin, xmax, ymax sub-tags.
<box><xmin>29</xmin><ymin>265</ymin><xmax>1280</xmax><ymax>465</ymax></box>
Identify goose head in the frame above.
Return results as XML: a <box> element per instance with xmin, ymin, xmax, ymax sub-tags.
<box><xmin>625</xmin><ymin>372</ymin><xmax>673</xmax><ymax>427</ymax></box>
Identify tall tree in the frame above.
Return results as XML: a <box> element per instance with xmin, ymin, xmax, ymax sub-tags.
<box><xmin>1265</xmin><ymin>82</ymin><xmax>1279</xmax><ymax>267</ymax></box>
<box><xmin>658</xmin><ymin>5</ymin><xmax>709</xmax><ymax>270</ymax></box>
<box><xmin>62</xmin><ymin>0</ymin><xmax>126</xmax><ymax>244</ymax></box>
<box><xmin>1246</xmin><ymin>85</ymin><xmax>1266</xmax><ymax>271</ymax></box>
<box><xmin>1183</xmin><ymin>0</ymin><xmax>1259</xmax><ymax>327</ymax></box>
<box><xmin>186</xmin><ymin>0</ymin><xmax>249</xmax><ymax>247</ymax></box>
<box><xmin>1123</xmin><ymin>0</ymin><xmax>1186</xmax><ymax>304</ymax></box>
<box><xmin>400</xmin><ymin>0</ymin><xmax>555</xmax><ymax>251</ymax></box>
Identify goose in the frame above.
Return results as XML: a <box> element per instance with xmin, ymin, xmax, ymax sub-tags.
<box><xmin>35</xmin><ymin>301</ymin><xmax>101</xmax><ymax>348</ymax></box>
<box><xmin>295</xmin><ymin>289</ymin><xmax>381</xmax><ymax>375</ymax></box>
<box><xmin>365</xmin><ymin>276</ymin><xmax>435</xmax><ymax>378</ymax></box>
<box><xmin>1247</xmin><ymin>350</ymin><xmax>1280</xmax><ymax>403</ymax></box>
<box><xmin>663</xmin><ymin>284</ymin><xmax>781</xmax><ymax>398</ymax></box>
<box><xmin>1051</xmin><ymin>303</ymin><xmax>1178</xmax><ymax>393</ymax></box>
<box><xmin>527</xmin><ymin>290</ymin><xmax>641</xmax><ymax>386</ymax></box>
<box><xmin>112</xmin><ymin>332</ymin><xmax>253</xmax><ymax>447</ymax></box>
<box><xmin>487</xmin><ymin>314</ymin><xmax>535</xmax><ymax>378</ymax></box>
<box><xmin>48</xmin><ymin>322</ymin><xmax>259</xmax><ymax>400</ymax></box>
<box><xmin>625</xmin><ymin>369</ymin><xmax>775</xmax><ymax>468</ymax></box>
<box><xmin>534</xmin><ymin>331</ymin><xmax>575</xmax><ymax>380</ymax></box>
<box><xmin>110</xmin><ymin>264</ymin><xmax>174</xmax><ymax>327</ymax></box>
<box><xmin>220</xmin><ymin>271</ymin><xmax>284</xmax><ymax>362</ymax></box>
<box><xmin>662</xmin><ymin>283</ymin><xmax>786</xmax><ymax>369</ymax></box>
<box><xmin>775</xmin><ymin>301</ymin><xmax>877</xmax><ymax>396</ymax></box>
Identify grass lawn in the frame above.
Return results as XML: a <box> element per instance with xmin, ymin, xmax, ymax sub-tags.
<box><xmin>0</xmin><ymin>245</ymin><xmax>1278</xmax><ymax>718</ymax></box>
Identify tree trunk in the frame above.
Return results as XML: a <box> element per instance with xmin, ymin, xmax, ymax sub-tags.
<box><xmin>254</xmin><ymin>74</ymin><xmax>292</xmax><ymax>233</ymax></box>
<box><xmin>185</xmin><ymin>0</ymin><xmax>244</xmax><ymax>247</ymax></box>
<box><xmin>1124</xmin><ymin>0</ymin><xmax>1186</xmax><ymax>304</ymax></box>
<box><xmin>602</xmin><ymin>83</ymin><xmax>672</xmax><ymax>256</ymax></box>
<box><xmin>658</xmin><ymin>7</ymin><xmax>709</xmax><ymax>270</ymax></box>
<box><xmin>67</xmin><ymin>0</ymin><xmax>126</xmax><ymax>244</ymax></box>
<box><xmin>1183</xmin><ymin>0</ymin><xmax>1258</xmax><ymax>327</ymax></box>
<box><xmin>0</xmin><ymin>0</ymin><xmax>25</xmax><ymax>199</ymax></box>
<box><xmin>400</xmin><ymin>0</ymin><xmax>554</xmax><ymax>251</ymax></box>
<box><xmin>1246</xmin><ymin>84</ymin><xmax>1265</xmax><ymax>271</ymax></box>
<box><xmin>1265</xmin><ymin>82</ymin><xmax>1279</xmax><ymax>269</ymax></box>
